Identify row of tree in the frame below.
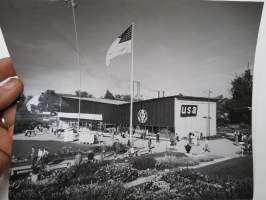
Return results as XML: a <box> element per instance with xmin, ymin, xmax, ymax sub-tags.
<box><xmin>217</xmin><ymin>68</ymin><xmax>252</xmax><ymax>126</ymax></box>
<box><xmin>17</xmin><ymin>89</ymin><xmax>134</xmax><ymax>114</ymax></box>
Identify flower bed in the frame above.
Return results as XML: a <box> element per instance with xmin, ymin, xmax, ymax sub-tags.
<box><xmin>125</xmin><ymin>169</ymin><xmax>253</xmax><ymax>200</ymax></box>
<box><xmin>130</xmin><ymin>156</ymin><xmax>157</xmax><ymax>170</ymax></box>
<box><xmin>9</xmin><ymin>163</ymin><xmax>253</xmax><ymax>200</ymax></box>
<box><xmin>95</xmin><ymin>163</ymin><xmax>139</xmax><ymax>183</ymax></box>
<box><xmin>155</xmin><ymin>155</ymin><xmax>199</xmax><ymax>170</ymax></box>
<box><xmin>9</xmin><ymin>150</ymin><xmax>252</xmax><ymax>200</ymax></box>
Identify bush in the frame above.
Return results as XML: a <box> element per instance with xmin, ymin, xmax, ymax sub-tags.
<box><xmin>10</xmin><ymin>180</ymin><xmax>127</xmax><ymax>200</ymax></box>
<box><xmin>56</xmin><ymin>160</ymin><xmax>110</xmax><ymax>186</ymax></box>
<box><xmin>130</xmin><ymin>156</ymin><xmax>156</xmax><ymax>170</ymax></box>
<box><xmin>111</xmin><ymin>142</ymin><xmax>129</xmax><ymax>154</ymax></box>
<box><xmin>95</xmin><ymin>163</ymin><xmax>138</xmax><ymax>183</ymax></box>
<box><xmin>155</xmin><ymin>156</ymin><xmax>199</xmax><ymax>170</ymax></box>
<box><xmin>94</xmin><ymin>142</ymin><xmax>129</xmax><ymax>154</ymax></box>
<box><xmin>66</xmin><ymin>182</ymin><xmax>127</xmax><ymax>200</ymax></box>
<box><xmin>144</xmin><ymin>180</ymin><xmax>170</xmax><ymax>192</ymax></box>
<box><xmin>159</xmin><ymin>169</ymin><xmax>253</xmax><ymax>200</ymax></box>
<box><xmin>137</xmin><ymin>168</ymin><xmax>158</xmax><ymax>177</ymax></box>
<box><xmin>9</xmin><ymin>164</ymin><xmax>253</xmax><ymax>200</ymax></box>
<box><xmin>194</xmin><ymin>155</ymin><xmax>222</xmax><ymax>163</ymax></box>
<box><xmin>152</xmin><ymin>151</ymin><xmax>185</xmax><ymax>158</ymax></box>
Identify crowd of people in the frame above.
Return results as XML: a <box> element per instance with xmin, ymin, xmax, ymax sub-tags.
<box><xmin>234</xmin><ymin>129</ymin><xmax>252</xmax><ymax>154</ymax></box>
<box><xmin>30</xmin><ymin>147</ymin><xmax>50</xmax><ymax>167</ymax></box>
<box><xmin>24</xmin><ymin>123</ymin><xmax>56</xmax><ymax>137</ymax></box>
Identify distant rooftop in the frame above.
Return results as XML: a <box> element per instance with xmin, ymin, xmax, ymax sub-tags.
<box><xmin>174</xmin><ymin>95</ymin><xmax>218</xmax><ymax>102</ymax></box>
<box><xmin>62</xmin><ymin>96</ymin><xmax>127</xmax><ymax>105</ymax></box>
<box><xmin>56</xmin><ymin>93</ymin><xmax>77</xmax><ymax>98</ymax></box>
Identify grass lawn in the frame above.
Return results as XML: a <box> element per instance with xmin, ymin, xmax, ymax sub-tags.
<box><xmin>12</xmin><ymin>140</ymin><xmax>98</xmax><ymax>158</ymax></box>
<box><xmin>196</xmin><ymin>155</ymin><xmax>253</xmax><ymax>179</ymax></box>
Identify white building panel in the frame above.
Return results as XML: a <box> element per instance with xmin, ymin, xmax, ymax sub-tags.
<box><xmin>57</xmin><ymin>112</ymin><xmax>103</xmax><ymax>121</ymax></box>
<box><xmin>174</xmin><ymin>98</ymin><xmax>216</xmax><ymax>138</ymax></box>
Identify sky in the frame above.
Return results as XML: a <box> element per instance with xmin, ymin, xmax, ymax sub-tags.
<box><xmin>0</xmin><ymin>0</ymin><xmax>263</xmax><ymax>99</ymax></box>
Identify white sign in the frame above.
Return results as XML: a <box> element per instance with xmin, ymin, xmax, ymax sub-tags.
<box><xmin>57</xmin><ymin>112</ymin><xmax>103</xmax><ymax>121</ymax></box>
<box><xmin>137</xmin><ymin>109</ymin><xmax>148</xmax><ymax>124</ymax></box>
<box><xmin>180</xmin><ymin>105</ymin><xmax>198</xmax><ymax>117</ymax></box>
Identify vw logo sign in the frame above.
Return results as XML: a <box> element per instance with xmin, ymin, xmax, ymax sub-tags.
<box><xmin>137</xmin><ymin>109</ymin><xmax>148</xmax><ymax>124</ymax></box>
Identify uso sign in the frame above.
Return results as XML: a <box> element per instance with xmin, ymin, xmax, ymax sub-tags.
<box><xmin>180</xmin><ymin>105</ymin><xmax>197</xmax><ymax>117</ymax></box>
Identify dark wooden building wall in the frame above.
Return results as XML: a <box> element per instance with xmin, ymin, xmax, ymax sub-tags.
<box><xmin>114</xmin><ymin>97</ymin><xmax>175</xmax><ymax>129</ymax></box>
<box><xmin>61</xmin><ymin>97</ymin><xmax>175</xmax><ymax>129</ymax></box>
<box><xmin>61</xmin><ymin>97</ymin><xmax>117</xmax><ymax>124</ymax></box>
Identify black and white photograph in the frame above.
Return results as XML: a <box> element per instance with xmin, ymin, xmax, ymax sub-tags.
<box><xmin>0</xmin><ymin>0</ymin><xmax>263</xmax><ymax>199</ymax></box>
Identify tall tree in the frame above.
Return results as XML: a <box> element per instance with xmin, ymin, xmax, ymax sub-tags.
<box><xmin>104</xmin><ymin>90</ymin><xmax>115</xmax><ymax>100</ymax></box>
<box><xmin>227</xmin><ymin>69</ymin><xmax>252</xmax><ymax>125</ymax></box>
<box><xmin>16</xmin><ymin>94</ymin><xmax>30</xmax><ymax>114</ymax></box>
<box><xmin>38</xmin><ymin>90</ymin><xmax>61</xmax><ymax>112</ymax></box>
<box><xmin>75</xmin><ymin>90</ymin><xmax>94</xmax><ymax>98</ymax></box>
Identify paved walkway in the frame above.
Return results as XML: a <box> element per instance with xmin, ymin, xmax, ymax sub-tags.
<box><xmin>124</xmin><ymin>174</ymin><xmax>158</xmax><ymax>188</ymax></box>
<box><xmin>179</xmin><ymin>157</ymin><xmax>233</xmax><ymax>169</ymax></box>
<box><xmin>114</xmin><ymin>135</ymin><xmax>242</xmax><ymax>158</ymax></box>
<box><xmin>14</xmin><ymin>132</ymin><xmax>242</xmax><ymax>158</ymax></box>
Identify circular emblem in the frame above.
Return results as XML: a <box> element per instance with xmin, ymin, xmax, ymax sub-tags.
<box><xmin>137</xmin><ymin>109</ymin><xmax>148</xmax><ymax>124</ymax></box>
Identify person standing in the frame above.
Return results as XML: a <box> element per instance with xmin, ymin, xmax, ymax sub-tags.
<box><xmin>30</xmin><ymin>147</ymin><xmax>36</xmax><ymax>166</ymax></box>
<box><xmin>235</xmin><ymin>130</ymin><xmax>239</xmax><ymax>146</ymax></box>
<box><xmin>129</xmin><ymin>146</ymin><xmax>135</xmax><ymax>157</ymax></box>
<box><xmin>148</xmin><ymin>136</ymin><xmax>152</xmax><ymax>153</ymax></box>
<box><xmin>75</xmin><ymin>151</ymin><xmax>82</xmax><ymax>165</ymax></box>
<box><xmin>176</xmin><ymin>133</ymin><xmax>180</xmax><ymax>142</ymax></box>
<box><xmin>188</xmin><ymin>132</ymin><xmax>192</xmax><ymax>144</ymax></box>
<box><xmin>145</xmin><ymin>129</ymin><xmax>149</xmax><ymax>139</ymax></box>
<box><xmin>156</xmin><ymin>132</ymin><xmax>160</xmax><ymax>143</ymax></box>
<box><xmin>203</xmin><ymin>139</ymin><xmax>210</xmax><ymax>152</ymax></box>
<box><xmin>37</xmin><ymin>148</ymin><xmax>43</xmax><ymax>162</ymax></box>
<box><xmin>114</xmin><ymin>139</ymin><xmax>120</xmax><ymax>159</ymax></box>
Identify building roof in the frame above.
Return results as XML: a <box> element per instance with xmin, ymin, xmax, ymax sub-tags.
<box><xmin>174</xmin><ymin>95</ymin><xmax>219</xmax><ymax>102</ymax></box>
<box><xmin>120</xmin><ymin>95</ymin><xmax>218</xmax><ymax>105</ymax></box>
<box><xmin>57</xmin><ymin>93</ymin><xmax>77</xmax><ymax>98</ymax></box>
<box><xmin>61</xmin><ymin>94</ymin><xmax>218</xmax><ymax>106</ymax></box>
<box><xmin>62</xmin><ymin>96</ymin><xmax>127</xmax><ymax>105</ymax></box>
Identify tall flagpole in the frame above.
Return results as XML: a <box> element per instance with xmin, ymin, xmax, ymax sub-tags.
<box><xmin>129</xmin><ymin>23</ymin><xmax>134</xmax><ymax>147</ymax></box>
<box><xmin>70</xmin><ymin>0</ymin><xmax>81</xmax><ymax>131</ymax></box>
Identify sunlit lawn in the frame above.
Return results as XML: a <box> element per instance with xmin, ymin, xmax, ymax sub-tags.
<box><xmin>196</xmin><ymin>155</ymin><xmax>253</xmax><ymax>179</ymax></box>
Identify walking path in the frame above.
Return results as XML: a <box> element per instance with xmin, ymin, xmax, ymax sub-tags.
<box><xmin>124</xmin><ymin>156</ymin><xmax>239</xmax><ymax>189</ymax></box>
<box><xmin>179</xmin><ymin>156</ymin><xmax>233</xmax><ymax>169</ymax></box>
<box><xmin>14</xmin><ymin>132</ymin><xmax>242</xmax><ymax>158</ymax></box>
<box><xmin>124</xmin><ymin>174</ymin><xmax>158</xmax><ymax>188</ymax></box>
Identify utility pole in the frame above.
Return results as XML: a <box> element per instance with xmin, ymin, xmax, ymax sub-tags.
<box><xmin>138</xmin><ymin>81</ymin><xmax>140</xmax><ymax>100</ymax></box>
<box><xmin>65</xmin><ymin>0</ymin><xmax>81</xmax><ymax>131</ymax></box>
<box><xmin>207</xmin><ymin>89</ymin><xmax>212</xmax><ymax>137</ymax></box>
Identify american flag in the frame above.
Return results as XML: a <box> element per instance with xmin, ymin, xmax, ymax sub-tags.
<box><xmin>119</xmin><ymin>25</ymin><xmax>132</xmax><ymax>43</ymax></box>
<box><xmin>106</xmin><ymin>25</ymin><xmax>132</xmax><ymax>66</ymax></box>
